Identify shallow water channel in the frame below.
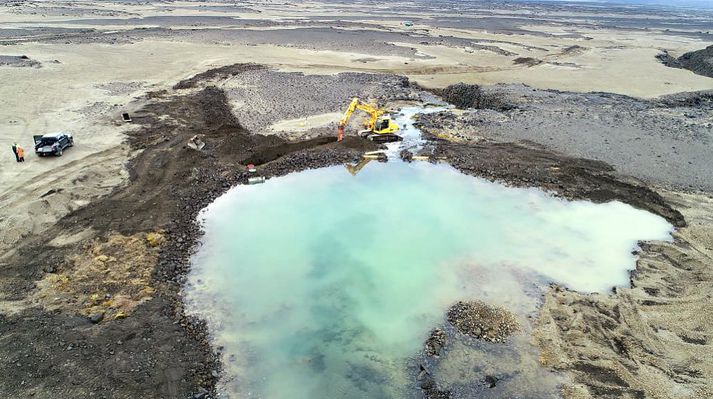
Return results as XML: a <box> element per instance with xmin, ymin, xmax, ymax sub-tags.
<box><xmin>186</xmin><ymin>157</ymin><xmax>672</xmax><ymax>398</ymax></box>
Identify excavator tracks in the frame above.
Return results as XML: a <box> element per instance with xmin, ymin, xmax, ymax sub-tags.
<box><xmin>362</xmin><ymin>132</ymin><xmax>403</xmax><ymax>143</ymax></box>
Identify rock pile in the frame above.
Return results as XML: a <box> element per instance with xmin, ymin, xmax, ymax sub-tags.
<box><xmin>446</xmin><ymin>300</ymin><xmax>519</xmax><ymax>343</ymax></box>
<box><xmin>424</xmin><ymin>328</ymin><xmax>447</xmax><ymax>357</ymax></box>
<box><xmin>440</xmin><ymin>83</ymin><xmax>510</xmax><ymax>111</ymax></box>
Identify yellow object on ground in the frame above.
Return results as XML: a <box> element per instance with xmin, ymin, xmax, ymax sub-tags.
<box><xmin>146</xmin><ymin>231</ymin><xmax>165</xmax><ymax>247</ymax></box>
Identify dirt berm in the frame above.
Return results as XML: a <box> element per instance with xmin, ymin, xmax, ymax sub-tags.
<box><xmin>434</xmin><ymin>140</ymin><xmax>684</xmax><ymax>228</ymax></box>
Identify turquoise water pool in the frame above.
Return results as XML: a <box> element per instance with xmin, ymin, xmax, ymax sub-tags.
<box><xmin>186</xmin><ymin>161</ymin><xmax>672</xmax><ymax>398</ymax></box>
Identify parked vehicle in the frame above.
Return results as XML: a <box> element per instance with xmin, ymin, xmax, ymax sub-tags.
<box><xmin>33</xmin><ymin>132</ymin><xmax>74</xmax><ymax>157</ymax></box>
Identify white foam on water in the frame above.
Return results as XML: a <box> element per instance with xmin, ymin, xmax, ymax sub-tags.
<box><xmin>384</xmin><ymin>105</ymin><xmax>449</xmax><ymax>157</ymax></box>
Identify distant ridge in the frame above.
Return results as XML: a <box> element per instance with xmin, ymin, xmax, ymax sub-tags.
<box><xmin>516</xmin><ymin>0</ymin><xmax>713</xmax><ymax>10</ymax></box>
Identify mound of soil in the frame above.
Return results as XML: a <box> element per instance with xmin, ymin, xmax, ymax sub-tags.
<box><xmin>447</xmin><ymin>300</ymin><xmax>519</xmax><ymax>343</ymax></box>
<box><xmin>437</xmin><ymin>83</ymin><xmax>510</xmax><ymax>111</ymax></box>
<box><xmin>657</xmin><ymin>46</ymin><xmax>713</xmax><ymax>78</ymax></box>
<box><xmin>513</xmin><ymin>57</ymin><xmax>542</xmax><ymax>67</ymax></box>
<box><xmin>561</xmin><ymin>45</ymin><xmax>587</xmax><ymax>55</ymax></box>
<box><xmin>657</xmin><ymin>90</ymin><xmax>713</xmax><ymax>108</ymax></box>
<box><xmin>435</xmin><ymin>140</ymin><xmax>685</xmax><ymax>228</ymax></box>
<box><xmin>0</xmin><ymin>54</ymin><xmax>40</xmax><ymax>68</ymax></box>
<box><xmin>173</xmin><ymin>63</ymin><xmax>266</xmax><ymax>89</ymax></box>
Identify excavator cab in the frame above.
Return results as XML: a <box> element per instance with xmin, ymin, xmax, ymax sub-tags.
<box><xmin>375</xmin><ymin>117</ymin><xmax>398</xmax><ymax>133</ymax></box>
<box><xmin>365</xmin><ymin>116</ymin><xmax>399</xmax><ymax>138</ymax></box>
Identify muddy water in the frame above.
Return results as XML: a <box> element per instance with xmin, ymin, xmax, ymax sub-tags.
<box><xmin>186</xmin><ymin>161</ymin><xmax>672</xmax><ymax>398</ymax></box>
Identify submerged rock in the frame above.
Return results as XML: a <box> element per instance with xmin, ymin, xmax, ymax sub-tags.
<box><xmin>484</xmin><ymin>374</ymin><xmax>498</xmax><ymax>388</ymax></box>
<box><xmin>420</xmin><ymin>371</ymin><xmax>453</xmax><ymax>399</ymax></box>
<box><xmin>446</xmin><ymin>300</ymin><xmax>519</xmax><ymax>343</ymax></box>
<box><xmin>425</xmin><ymin>328</ymin><xmax>447</xmax><ymax>357</ymax></box>
<box><xmin>400</xmin><ymin>149</ymin><xmax>413</xmax><ymax>162</ymax></box>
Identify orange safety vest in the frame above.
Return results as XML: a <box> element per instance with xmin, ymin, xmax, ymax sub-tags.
<box><xmin>16</xmin><ymin>146</ymin><xmax>24</xmax><ymax>158</ymax></box>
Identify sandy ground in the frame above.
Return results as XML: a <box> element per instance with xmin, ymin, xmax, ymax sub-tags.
<box><xmin>1</xmin><ymin>0</ymin><xmax>713</xmax><ymax>398</ymax></box>
<box><xmin>537</xmin><ymin>190</ymin><xmax>713</xmax><ymax>399</ymax></box>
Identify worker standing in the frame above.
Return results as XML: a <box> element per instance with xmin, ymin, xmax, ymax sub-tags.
<box><xmin>16</xmin><ymin>145</ymin><xmax>25</xmax><ymax>162</ymax></box>
<box><xmin>11</xmin><ymin>143</ymin><xmax>19</xmax><ymax>162</ymax></box>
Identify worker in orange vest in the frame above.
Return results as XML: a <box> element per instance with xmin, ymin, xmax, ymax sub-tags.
<box><xmin>16</xmin><ymin>144</ymin><xmax>25</xmax><ymax>162</ymax></box>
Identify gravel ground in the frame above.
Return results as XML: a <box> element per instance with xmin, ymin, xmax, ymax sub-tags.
<box><xmin>25</xmin><ymin>24</ymin><xmax>528</xmax><ymax>59</ymax></box>
<box><xmin>221</xmin><ymin>68</ymin><xmax>422</xmax><ymax>133</ymax></box>
<box><xmin>418</xmin><ymin>84</ymin><xmax>713</xmax><ymax>192</ymax></box>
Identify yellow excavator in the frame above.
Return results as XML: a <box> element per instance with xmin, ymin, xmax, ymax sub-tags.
<box><xmin>337</xmin><ymin>98</ymin><xmax>401</xmax><ymax>143</ymax></box>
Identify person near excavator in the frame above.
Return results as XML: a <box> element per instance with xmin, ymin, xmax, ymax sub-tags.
<box><xmin>16</xmin><ymin>144</ymin><xmax>25</xmax><ymax>162</ymax></box>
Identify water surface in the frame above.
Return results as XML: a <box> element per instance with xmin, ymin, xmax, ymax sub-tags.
<box><xmin>187</xmin><ymin>162</ymin><xmax>672</xmax><ymax>398</ymax></box>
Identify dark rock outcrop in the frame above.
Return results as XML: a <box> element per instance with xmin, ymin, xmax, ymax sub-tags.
<box><xmin>657</xmin><ymin>46</ymin><xmax>713</xmax><ymax>78</ymax></box>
